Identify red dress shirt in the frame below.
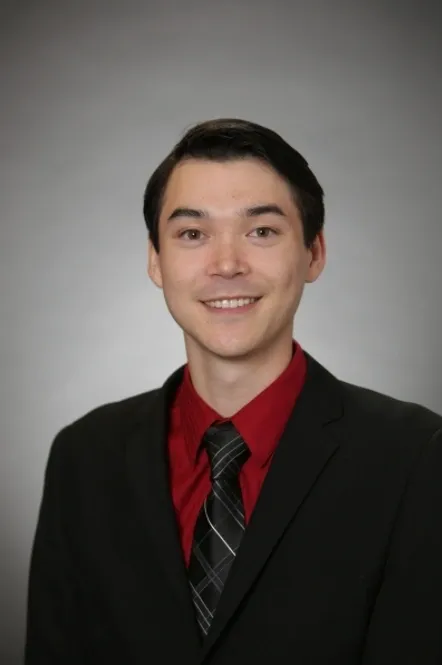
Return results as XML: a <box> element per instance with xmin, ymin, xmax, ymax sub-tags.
<box><xmin>167</xmin><ymin>340</ymin><xmax>307</xmax><ymax>566</ymax></box>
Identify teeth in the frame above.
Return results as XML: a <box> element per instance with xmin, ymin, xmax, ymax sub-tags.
<box><xmin>205</xmin><ymin>297</ymin><xmax>258</xmax><ymax>309</ymax></box>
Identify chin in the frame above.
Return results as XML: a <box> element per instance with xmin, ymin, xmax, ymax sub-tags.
<box><xmin>192</xmin><ymin>333</ymin><xmax>263</xmax><ymax>361</ymax></box>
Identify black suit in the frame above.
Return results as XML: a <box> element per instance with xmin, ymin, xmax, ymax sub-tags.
<box><xmin>25</xmin><ymin>352</ymin><xmax>442</xmax><ymax>664</ymax></box>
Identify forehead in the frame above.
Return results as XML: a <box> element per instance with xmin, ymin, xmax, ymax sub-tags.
<box><xmin>161</xmin><ymin>158</ymin><xmax>295</xmax><ymax>208</ymax></box>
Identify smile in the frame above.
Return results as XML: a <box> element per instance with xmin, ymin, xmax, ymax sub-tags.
<box><xmin>203</xmin><ymin>297</ymin><xmax>261</xmax><ymax>310</ymax></box>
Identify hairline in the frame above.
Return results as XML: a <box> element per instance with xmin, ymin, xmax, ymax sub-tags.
<box><xmin>156</xmin><ymin>154</ymin><xmax>307</xmax><ymax>236</ymax></box>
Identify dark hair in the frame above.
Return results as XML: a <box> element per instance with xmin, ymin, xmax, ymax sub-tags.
<box><xmin>143</xmin><ymin>118</ymin><xmax>324</xmax><ymax>252</ymax></box>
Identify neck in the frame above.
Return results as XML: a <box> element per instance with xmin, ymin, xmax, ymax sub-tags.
<box><xmin>185</xmin><ymin>334</ymin><xmax>294</xmax><ymax>418</ymax></box>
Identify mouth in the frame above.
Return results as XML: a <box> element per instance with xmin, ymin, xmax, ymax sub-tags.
<box><xmin>201</xmin><ymin>296</ymin><xmax>262</xmax><ymax>313</ymax></box>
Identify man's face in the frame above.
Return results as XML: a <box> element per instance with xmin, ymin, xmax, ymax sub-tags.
<box><xmin>148</xmin><ymin>158</ymin><xmax>325</xmax><ymax>361</ymax></box>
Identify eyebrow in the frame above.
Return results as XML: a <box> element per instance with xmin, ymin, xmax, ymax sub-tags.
<box><xmin>166</xmin><ymin>203</ymin><xmax>287</xmax><ymax>222</ymax></box>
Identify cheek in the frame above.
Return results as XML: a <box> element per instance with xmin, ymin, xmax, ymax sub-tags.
<box><xmin>161</xmin><ymin>257</ymin><xmax>199</xmax><ymax>298</ymax></box>
<box><xmin>273</xmin><ymin>258</ymin><xmax>305</xmax><ymax>291</ymax></box>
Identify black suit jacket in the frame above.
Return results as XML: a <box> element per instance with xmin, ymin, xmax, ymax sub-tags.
<box><xmin>25</xmin><ymin>352</ymin><xmax>442</xmax><ymax>664</ymax></box>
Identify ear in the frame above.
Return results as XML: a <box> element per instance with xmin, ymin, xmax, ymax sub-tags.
<box><xmin>147</xmin><ymin>239</ymin><xmax>163</xmax><ymax>289</ymax></box>
<box><xmin>305</xmin><ymin>231</ymin><xmax>326</xmax><ymax>284</ymax></box>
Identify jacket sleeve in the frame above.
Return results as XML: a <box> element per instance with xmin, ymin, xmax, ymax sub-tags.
<box><xmin>24</xmin><ymin>428</ymin><xmax>86</xmax><ymax>664</ymax></box>
<box><xmin>361</xmin><ymin>426</ymin><xmax>442</xmax><ymax>665</ymax></box>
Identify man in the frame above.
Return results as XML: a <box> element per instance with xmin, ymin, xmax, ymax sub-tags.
<box><xmin>25</xmin><ymin>118</ymin><xmax>442</xmax><ymax>664</ymax></box>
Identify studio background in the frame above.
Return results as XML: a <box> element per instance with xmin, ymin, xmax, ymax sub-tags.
<box><xmin>1</xmin><ymin>0</ymin><xmax>441</xmax><ymax>662</ymax></box>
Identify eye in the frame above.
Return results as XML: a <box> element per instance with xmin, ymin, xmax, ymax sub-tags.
<box><xmin>178</xmin><ymin>229</ymin><xmax>204</xmax><ymax>241</ymax></box>
<box><xmin>249</xmin><ymin>227</ymin><xmax>278</xmax><ymax>238</ymax></box>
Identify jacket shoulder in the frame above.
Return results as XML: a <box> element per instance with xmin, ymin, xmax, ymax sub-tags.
<box><xmin>338</xmin><ymin>378</ymin><xmax>442</xmax><ymax>437</ymax></box>
<box><xmin>67</xmin><ymin>388</ymin><xmax>161</xmax><ymax>430</ymax></box>
<box><xmin>49</xmin><ymin>387</ymin><xmax>162</xmax><ymax>462</ymax></box>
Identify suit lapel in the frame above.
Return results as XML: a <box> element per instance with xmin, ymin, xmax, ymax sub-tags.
<box><xmin>125</xmin><ymin>365</ymin><xmax>201</xmax><ymax>650</ymax></box>
<box><xmin>125</xmin><ymin>351</ymin><xmax>345</xmax><ymax>661</ymax></box>
<box><xmin>200</xmin><ymin>352</ymin><xmax>344</xmax><ymax>661</ymax></box>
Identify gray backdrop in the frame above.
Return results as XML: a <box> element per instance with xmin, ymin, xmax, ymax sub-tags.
<box><xmin>1</xmin><ymin>0</ymin><xmax>441</xmax><ymax>661</ymax></box>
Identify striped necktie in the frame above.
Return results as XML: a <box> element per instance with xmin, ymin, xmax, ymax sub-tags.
<box><xmin>188</xmin><ymin>421</ymin><xmax>250</xmax><ymax>637</ymax></box>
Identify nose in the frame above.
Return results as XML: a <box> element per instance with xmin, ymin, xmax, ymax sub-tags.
<box><xmin>208</xmin><ymin>236</ymin><xmax>250</xmax><ymax>278</ymax></box>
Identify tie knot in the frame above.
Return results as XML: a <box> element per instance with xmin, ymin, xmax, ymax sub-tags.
<box><xmin>203</xmin><ymin>421</ymin><xmax>250</xmax><ymax>480</ymax></box>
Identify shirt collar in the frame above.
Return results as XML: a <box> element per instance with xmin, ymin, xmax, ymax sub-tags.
<box><xmin>175</xmin><ymin>340</ymin><xmax>307</xmax><ymax>468</ymax></box>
